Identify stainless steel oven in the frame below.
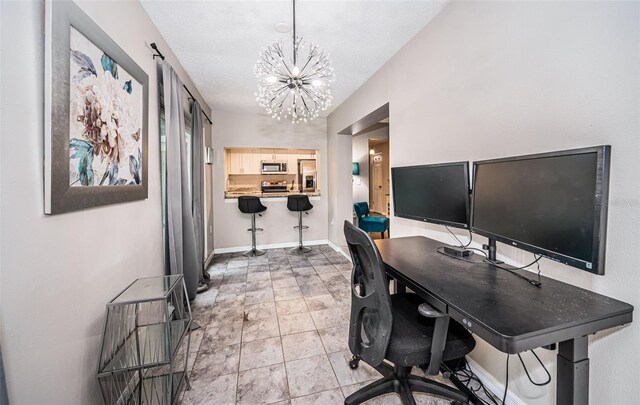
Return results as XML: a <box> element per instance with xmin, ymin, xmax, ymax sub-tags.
<box><xmin>261</xmin><ymin>161</ymin><xmax>288</xmax><ymax>174</ymax></box>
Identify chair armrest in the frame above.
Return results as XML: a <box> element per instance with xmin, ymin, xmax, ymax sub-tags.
<box><xmin>418</xmin><ymin>303</ymin><xmax>446</xmax><ymax>318</ymax></box>
<box><xmin>418</xmin><ymin>303</ymin><xmax>450</xmax><ymax>375</ymax></box>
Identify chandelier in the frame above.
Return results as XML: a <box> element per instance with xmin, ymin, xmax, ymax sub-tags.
<box><xmin>255</xmin><ymin>0</ymin><xmax>334</xmax><ymax>123</ymax></box>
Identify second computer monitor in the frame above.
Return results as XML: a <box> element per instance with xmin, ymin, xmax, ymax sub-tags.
<box><xmin>391</xmin><ymin>162</ymin><xmax>470</xmax><ymax>229</ymax></box>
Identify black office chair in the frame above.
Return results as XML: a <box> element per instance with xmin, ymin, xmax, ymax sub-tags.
<box><xmin>287</xmin><ymin>195</ymin><xmax>313</xmax><ymax>254</ymax></box>
<box><xmin>343</xmin><ymin>221</ymin><xmax>476</xmax><ymax>405</ymax></box>
<box><xmin>238</xmin><ymin>196</ymin><xmax>267</xmax><ymax>257</ymax></box>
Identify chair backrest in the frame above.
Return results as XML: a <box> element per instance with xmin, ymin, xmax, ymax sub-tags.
<box><xmin>238</xmin><ymin>196</ymin><xmax>266</xmax><ymax>214</ymax></box>
<box><xmin>343</xmin><ymin>221</ymin><xmax>392</xmax><ymax>367</ymax></box>
<box><xmin>353</xmin><ymin>202</ymin><xmax>369</xmax><ymax>219</ymax></box>
<box><xmin>287</xmin><ymin>194</ymin><xmax>313</xmax><ymax>212</ymax></box>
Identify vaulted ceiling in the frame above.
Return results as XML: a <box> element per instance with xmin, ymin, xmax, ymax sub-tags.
<box><xmin>141</xmin><ymin>0</ymin><xmax>448</xmax><ymax>116</ymax></box>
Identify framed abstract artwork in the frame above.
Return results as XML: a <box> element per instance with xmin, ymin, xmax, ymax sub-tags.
<box><xmin>44</xmin><ymin>0</ymin><xmax>148</xmax><ymax>214</ymax></box>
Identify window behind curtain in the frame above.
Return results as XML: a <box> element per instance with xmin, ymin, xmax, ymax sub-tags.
<box><xmin>160</xmin><ymin>105</ymin><xmax>194</xmax><ymax>273</ymax></box>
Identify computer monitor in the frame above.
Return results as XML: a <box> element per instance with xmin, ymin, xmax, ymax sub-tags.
<box><xmin>471</xmin><ymin>145</ymin><xmax>611</xmax><ymax>275</ymax></box>
<box><xmin>391</xmin><ymin>162</ymin><xmax>470</xmax><ymax>229</ymax></box>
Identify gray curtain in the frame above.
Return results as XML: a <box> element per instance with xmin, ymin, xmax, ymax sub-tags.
<box><xmin>0</xmin><ymin>344</ymin><xmax>8</xmax><ymax>404</ymax></box>
<box><xmin>162</xmin><ymin>62</ymin><xmax>198</xmax><ymax>300</ymax></box>
<box><xmin>191</xmin><ymin>101</ymin><xmax>205</xmax><ymax>284</ymax></box>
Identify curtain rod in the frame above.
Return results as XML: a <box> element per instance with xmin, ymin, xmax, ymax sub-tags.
<box><xmin>151</xmin><ymin>43</ymin><xmax>213</xmax><ymax>125</ymax></box>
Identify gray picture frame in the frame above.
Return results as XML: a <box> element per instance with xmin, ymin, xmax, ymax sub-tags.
<box><xmin>44</xmin><ymin>0</ymin><xmax>149</xmax><ymax>215</ymax></box>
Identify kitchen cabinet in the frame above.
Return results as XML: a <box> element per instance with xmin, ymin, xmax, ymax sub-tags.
<box><xmin>297</xmin><ymin>149</ymin><xmax>316</xmax><ymax>160</ymax></box>
<box><xmin>246</xmin><ymin>148</ymin><xmax>261</xmax><ymax>174</ymax></box>
<box><xmin>227</xmin><ymin>149</ymin><xmax>244</xmax><ymax>174</ymax></box>
<box><xmin>287</xmin><ymin>150</ymin><xmax>300</xmax><ymax>174</ymax></box>
<box><xmin>260</xmin><ymin>148</ymin><xmax>288</xmax><ymax>161</ymax></box>
<box><xmin>227</xmin><ymin>148</ymin><xmax>260</xmax><ymax>174</ymax></box>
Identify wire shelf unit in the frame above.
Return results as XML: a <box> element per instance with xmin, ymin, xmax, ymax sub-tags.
<box><xmin>97</xmin><ymin>275</ymin><xmax>192</xmax><ymax>405</ymax></box>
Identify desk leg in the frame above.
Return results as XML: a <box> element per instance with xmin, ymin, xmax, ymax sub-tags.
<box><xmin>557</xmin><ymin>336</ymin><xmax>589</xmax><ymax>405</ymax></box>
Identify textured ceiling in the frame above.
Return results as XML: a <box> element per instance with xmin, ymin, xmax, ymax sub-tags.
<box><xmin>141</xmin><ymin>0</ymin><xmax>448</xmax><ymax>116</ymax></box>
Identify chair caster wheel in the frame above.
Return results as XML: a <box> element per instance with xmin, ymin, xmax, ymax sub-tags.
<box><xmin>349</xmin><ymin>356</ymin><xmax>360</xmax><ymax>369</ymax></box>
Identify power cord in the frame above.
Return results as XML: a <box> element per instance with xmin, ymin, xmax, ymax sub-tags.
<box><xmin>517</xmin><ymin>350</ymin><xmax>551</xmax><ymax>386</ymax></box>
<box><xmin>447</xmin><ymin>359</ymin><xmax>499</xmax><ymax>405</ymax></box>
<box><xmin>445</xmin><ymin>225</ymin><xmax>473</xmax><ymax>248</ymax></box>
<box><xmin>502</xmin><ymin>354</ymin><xmax>509</xmax><ymax>405</ymax></box>
<box><xmin>436</xmin><ymin>247</ymin><xmax>543</xmax><ymax>287</ymax></box>
<box><xmin>483</xmin><ymin>254</ymin><xmax>543</xmax><ymax>288</ymax></box>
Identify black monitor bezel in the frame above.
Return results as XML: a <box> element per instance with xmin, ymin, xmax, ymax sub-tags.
<box><xmin>470</xmin><ymin>145</ymin><xmax>611</xmax><ymax>275</ymax></box>
<box><xmin>392</xmin><ymin>161</ymin><xmax>470</xmax><ymax>230</ymax></box>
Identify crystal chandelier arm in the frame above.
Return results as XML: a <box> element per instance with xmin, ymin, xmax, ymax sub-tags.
<box><xmin>267</xmin><ymin>85</ymin><xmax>290</xmax><ymax>105</ymax></box>
<box><xmin>258</xmin><ymin>45</ymin><xmax>290</xmax><ymax>78</ymax></box>
<box><xmin>299</xmin><ymin>87</ymin><xmax>322</xmax><ymax>107</ymax></box>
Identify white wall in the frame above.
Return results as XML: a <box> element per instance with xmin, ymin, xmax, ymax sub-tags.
<box><xmin>327</xmin><ymin>1</ymin><xmax>640</xmax><ymax>403</ymax></box>
<box><xmin>212</xmin><ymin>110</ymin><xmax>328</xmax><ymax>250</ymax></box>
<box><xmin>0</xmin><ymin>1</ymin><xmax>211</xmax><ymax>403</ymax></box>
<box><xmin>352</xmin><ymin>126</ymin><xmax>389</xmax><ymax>205</ymax></box>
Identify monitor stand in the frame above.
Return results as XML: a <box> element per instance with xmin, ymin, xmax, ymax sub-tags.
<box><xmin>485</xmin><ymin>238</ymin><xmax>504</xmax><ymax>264</ymax></box>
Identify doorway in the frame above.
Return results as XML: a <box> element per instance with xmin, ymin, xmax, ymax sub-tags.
<box><xmin>350</xmin><ymin>115</ymin><xmax>389</xmax><ymax>239</ymax></box>
<box><xmin>368</xmin><ymin>139</ymin><xmax>389</xmax><ymax>216</ymax></box>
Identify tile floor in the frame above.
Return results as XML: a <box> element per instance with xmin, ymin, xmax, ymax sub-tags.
<box><xmin>179</xmin><ymin>245</ymin><xmax>476</xmax><ymax>405</ymax></box>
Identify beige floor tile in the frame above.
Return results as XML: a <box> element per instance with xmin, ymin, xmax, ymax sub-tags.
<box><xmin>317</xmin><ymin>325</ymin><xmax>350</xmax><ymax>354</ymax></box>
<box><xmin>290</xmin><ymin>388</ymin><xmax>344</xmax><ymax>405</ymax></box>
<box><xmin>328</xmin><ymin>350</ymin><xmax>381</xmax><ymax>387</ymax></box>
<box><xmin>278</xmin><ymin>312</ymin><xmax>316</xmax><ymax>335</ymax></box>
<box><xmin>239</xmin><ymin>336</ymin><xmax>284</xmax><ymax>371</ymax></box>
<box><xmin>242</xmin><ymin>317</ymin><xmax>280</xmax><ymax>342</ymax></box>
<box><xmin>237</xmin><ymin>363</ymin><xmax>289</xmax><ymax>405</ymax></box>
<box><xmin>304</xmin><ymin>294</ymin><xmax>337</xmax><ymax>311</ymax></box>
<box><xmin>202</xmin><ymin>321</ymin><xmax>243</xmax><ymax>347</ymax></box>
<box><xmin>274</xmin><ymin>287</ymin><xmax>303</xmax><ymax>301</ymax></box>
<box><xmin>191</xmin><ymin>343</ymin><xmax>240</xmax><ymax>381</ymax></box>
<box><xmin>275</xmin><ymin>298</ymin><xmax>308</xmax><ymax>316</ymax></box>
<box><xmin>285</xmin><ymin>354</ymin><xmax>339</xmax><ymax>397</ymax></box>
<box><xmin>281</xmin><ymin>331</ymin><xmax>325</xmax><ymax>361</ymax></box>
<box><xmin>244</xmin><ymin>301</ymin><xmax>277</xmax><ymax>321</ymax></box>
<box><xmin>182</xmin><ymin>372</ymin><xmax>237</xmax><ymax>404</ymax></box>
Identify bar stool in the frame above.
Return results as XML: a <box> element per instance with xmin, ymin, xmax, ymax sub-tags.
<box><xmin>287</xmin><ymin>195</ymin><xmax>313</xmax><ymax>254</ymax></box>
<box><xmin>238</xmin><ymin>196</ymin><xmax>267</xmax><ymax>257</ymax></box>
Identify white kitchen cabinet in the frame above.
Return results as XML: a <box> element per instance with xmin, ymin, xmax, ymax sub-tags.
<box><xmin>227</xmin><ymin>149</ymin><xmax>244</xmax><ymax>174</ymax></box>
<box><xmin>227</xmin><ymin>148</ymin><xmax>260</xmax><ymax>174</ymax></box>
<box><xmin>260</xmin><ymin>148</ymin><xmax>288</xmax><ymax>161</ymax></box>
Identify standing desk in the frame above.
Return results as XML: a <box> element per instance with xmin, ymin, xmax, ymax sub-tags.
<box><xmin>374</xmin><ymin>236</ymin><xmax>634</xmax><ymax>405</ymax></box>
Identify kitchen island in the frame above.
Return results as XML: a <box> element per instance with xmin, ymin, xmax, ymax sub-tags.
<box><xmin>225</xmin><ymin>189</ymin><xmax>321</xmax><ymax>199</ymax></box>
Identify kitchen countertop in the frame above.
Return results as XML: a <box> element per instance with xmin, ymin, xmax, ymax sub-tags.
<box><xmin>225</xmin><ymin>190</ymin><xmax>321</xmax><ymax>199</ymax></box>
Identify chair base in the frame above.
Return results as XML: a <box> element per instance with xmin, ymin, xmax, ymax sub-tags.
<box><xmin>345</xmin><ymin>362</ymin><xmax>468</xmax><ymax>405</ymax></box>
<box><xmin>289</xmin><ymin>245</ymin><xmax>312</xmax><ymax>255</ymax></box>
<box><xmin>243</xmin><ymin>248</ymin><xmax>266</xmax><ymax>257</ymax></box>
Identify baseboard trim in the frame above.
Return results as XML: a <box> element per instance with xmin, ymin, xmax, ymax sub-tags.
<box><xmin>214</xmin><ymin>239</ymin><xmax>330</xmax><ymax>254</ymax></box>
<box><xmin>466</xmin><ymin>357</ymin><xmax>526</xmax><ymax>405</ymax></box>
<box><xmin>204</xmin><ymin>251</ymin><xmax>216</xmax><ymax>268</ymax></box>
<box><xmin>327</xmin><ymin>240</ymin><xmax>352</xmax><ymax>262</ymax></box>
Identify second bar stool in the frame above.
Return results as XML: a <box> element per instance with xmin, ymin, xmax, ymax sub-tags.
<box><xmin>287</xmin><ymin>194</ymin><xmax>314</xmax><ymax>254</ymax></box>
<box><xmin>238</xmin><ymin>196</ymin><xmax>267</xmax><ymax>257</ymax></box>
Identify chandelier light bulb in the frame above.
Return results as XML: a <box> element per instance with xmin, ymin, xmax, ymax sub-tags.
<box><xmin>265</xmin><ymin>76</ymin><xmax>278</xmax><ymax>83</ymax></box>
<box><xmin>292</xmin><ymin>66</ymin><xmax>300</xmax><ymax>76</ymax></box>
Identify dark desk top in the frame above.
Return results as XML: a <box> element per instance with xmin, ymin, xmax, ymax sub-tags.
<box><xmin>375</xmin><ymin>236</ymin><xmax>634</xmax><ymax>353</ymax></box>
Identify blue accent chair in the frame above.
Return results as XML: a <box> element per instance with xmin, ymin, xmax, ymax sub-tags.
<box><xmin>354</xmin><ymin>202</ymin><xmax>390</xmax><ymax>239</ymax></box>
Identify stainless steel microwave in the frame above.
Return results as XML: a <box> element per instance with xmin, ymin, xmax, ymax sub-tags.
<box><xmin>261</xmin><ymin>161</ymin><xmax>288</xmax><ymax>174</ymax></box>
